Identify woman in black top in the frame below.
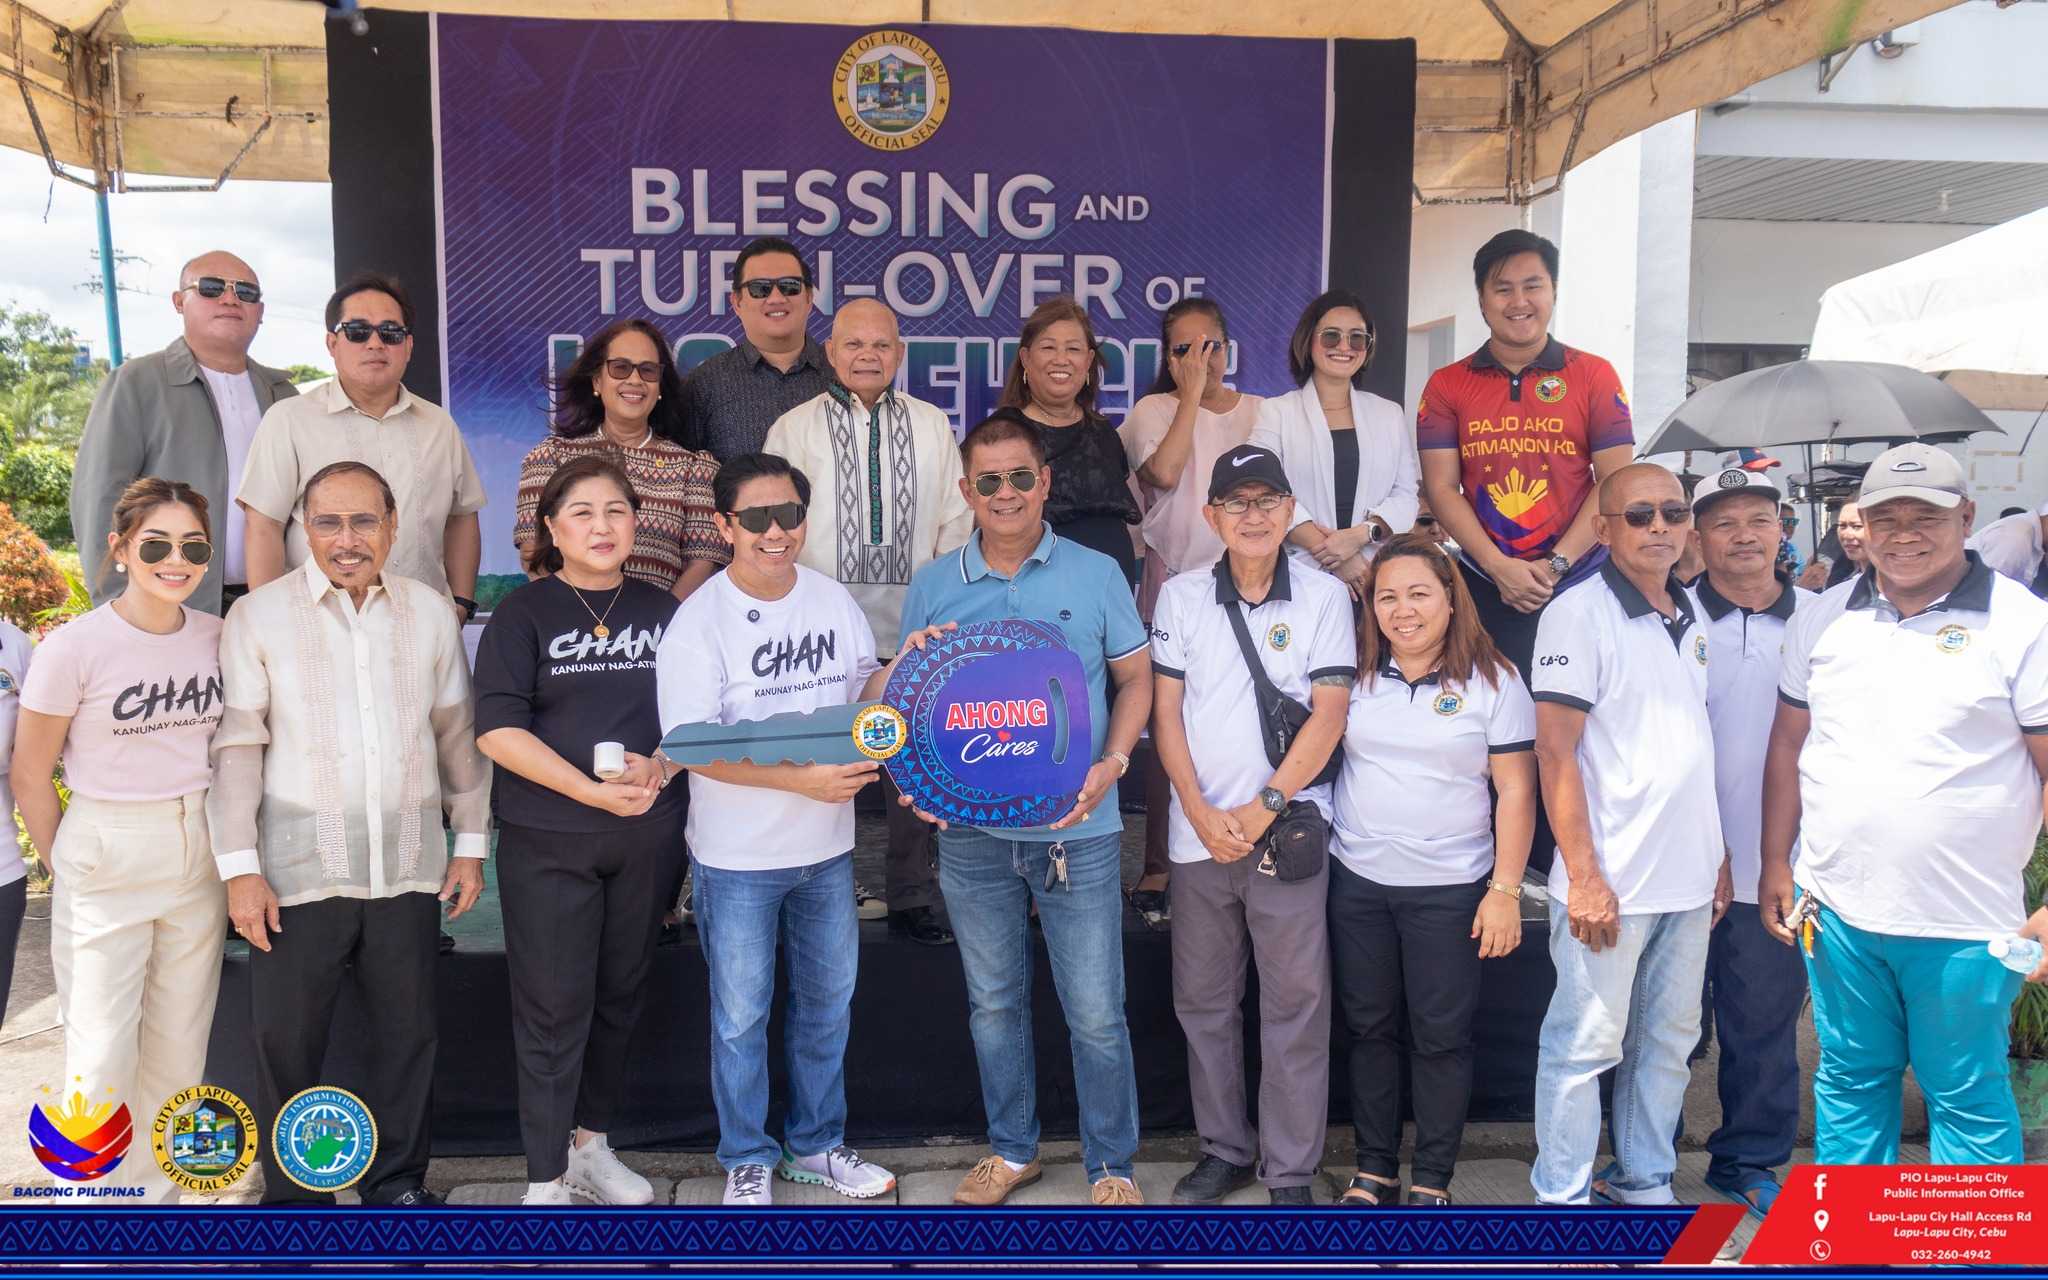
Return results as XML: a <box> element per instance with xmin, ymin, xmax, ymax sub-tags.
<box><xmin>999</xmin><ymin>295</ymin><xmax>1141</xmax><ymax>585</ymax></box>
<box><xmin>474</xmin><ymin>454</ymin><xmax>682</xmax><ymax>1207</ymax></box>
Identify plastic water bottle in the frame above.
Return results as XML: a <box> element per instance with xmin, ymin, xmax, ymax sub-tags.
<box><xmin>1988</xmin><ymin>936</ymin><xmax>2044</xmax><ymax>974</ymax></box>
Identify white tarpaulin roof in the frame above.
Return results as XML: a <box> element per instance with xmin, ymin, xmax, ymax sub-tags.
<box><xmin>2</xmin><ymin>0</ymin><xmax>1967</xmax><ymax>201</ymax></box>
<box><xmin>1809</xmin><ymin>207</ymin><xmax>2048</xmax><ymax>413</ymax></box>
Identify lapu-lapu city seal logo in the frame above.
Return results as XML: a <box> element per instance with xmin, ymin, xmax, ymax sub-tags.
<box><xmin>834</xmin><ymin>30</ymin><xmax>950</xmax><ymax>150</ymax></box>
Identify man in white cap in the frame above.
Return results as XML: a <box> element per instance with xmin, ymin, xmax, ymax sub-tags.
<box><xmin>1967</xmin><ymin>500</ymin><xmax>2048</xmax><ymax>597</ymax></box>
<box><xmin>1761</xmin><ymin>442</ymin><xmax>2048</xmax><ymax>1166</ymax></box>
<box><xmin>1688</xmin><ymin>467</ymin><xmax>1811</xmax><ymax>1219</ymax></box>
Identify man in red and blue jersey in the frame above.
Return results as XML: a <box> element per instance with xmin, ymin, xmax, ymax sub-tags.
<box><xmin>1418</xmin><ymin>230</ymin><xmax>1636</xmax><ymax>675</ymax></box>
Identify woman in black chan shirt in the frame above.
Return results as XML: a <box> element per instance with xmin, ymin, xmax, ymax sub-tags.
<box><xmin>473</xmin><ymin>454</ymin><xmax>681</xmax><ymax>1207</ymax></box>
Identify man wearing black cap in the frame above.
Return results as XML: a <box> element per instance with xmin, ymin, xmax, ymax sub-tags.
<box><xmin>1149</xmin><ymin>444</ymin><xmax>1356</xmax><ymax>1205</ymax></box>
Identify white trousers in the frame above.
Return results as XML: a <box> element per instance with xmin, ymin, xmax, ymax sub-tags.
<box><xmin>50</xmin><ymin>791</ymin><xmax>228</xmax><ymax>1198</ymax></box>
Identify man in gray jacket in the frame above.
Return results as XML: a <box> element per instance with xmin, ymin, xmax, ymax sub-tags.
<box><xmin>71</xmin><ymin>250</ymin><xmax>298</xmax><ymax>614</ymax></box>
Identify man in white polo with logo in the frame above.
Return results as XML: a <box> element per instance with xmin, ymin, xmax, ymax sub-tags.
<box><xmin>1966</xmin><ymin>499</ymin><xmax>2048</xmax><ymax>597</ymax></box>
<box><xmin>1149</xmin><ymin>443</ymin><xmax>1354</xmax><ymax>1206</ymax></box>
<box><xmin>1689</xmin><ymin>466</ymin><xmax>1811</xmax><ymax>1220</ymax></box>
<box><xmin>1761</xmin><ymin>443</ymin><xmax>2048</xmax><ymax>1166</ymax></box>
<box><xmin>1528</xmin><ymin>461</ymin><xmax>1731</xmax><ymax>1206</ymax></box>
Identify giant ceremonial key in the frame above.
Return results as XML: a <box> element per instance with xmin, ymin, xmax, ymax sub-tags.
<box><xmin>659</xmin><ymin>619</ymin><xmax>1091</xmax><ymax>828</ymax></box>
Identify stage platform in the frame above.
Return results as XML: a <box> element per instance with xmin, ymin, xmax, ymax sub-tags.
<box><xmin>204</xmin><ymin>812</ymin><xmax>1555</xmax><ymax>1157</ymax></box>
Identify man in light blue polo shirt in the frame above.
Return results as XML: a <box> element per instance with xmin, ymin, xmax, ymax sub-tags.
<box><xmin>898</xmin><ymin>407</ymin><xmax>1154</xmax><ymax>1207</ymax></box>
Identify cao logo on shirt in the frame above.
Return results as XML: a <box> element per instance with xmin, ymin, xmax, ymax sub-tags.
<box><xmin>1432</xmin><ymin>691</ymin><xmax>1463</xmax><ymax>717</ymax></box>
<box><xmin>1935</xmin><ymin>623</ymin><xmax>1970</xmax><ymax>654</ymax></box>
<box><xmin>1266</xmin><ymin>623</ymin><xmax>1291</xmax><ymax>652</ymax></box>
<box><xmin>1693</xmin><ymin>635</ymin><xmax>1709</xmax><ymax>666</ymax></box>
<box><xmin>1533</xmin><ymin>374</ymin><xmax>1568</xmax><ymax>404</ymax></box>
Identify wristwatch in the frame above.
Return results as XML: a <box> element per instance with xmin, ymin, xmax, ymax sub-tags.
<box><xmin>453</xmin><ymin>594</ymin><xmax>480</xmax><ymax>623</ymax></box>
<box><xmin>1546</xmin><ymin>553</ymin><xmax>1571</xmax><ymax>581</ymax></box>
<box><xmin>1103</xmin><ymin>750</ymin><xmax>1131</xmax><ymax>779</ymax></box>
<box><xmin>1258</xmin><ymin>786</ymin><xmax>1287</xmax><ymax>814</ymax></box>
<box><xmin>1486</xmin><ymin>878</ymin><xmax>1524</xmax><ymax>900</ymax></box>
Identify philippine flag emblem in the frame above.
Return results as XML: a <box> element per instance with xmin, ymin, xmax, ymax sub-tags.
<box><xmin>28</xmin><ymin>1082</ymin><xmax>133</xmax><ymax>1181</ymax></box>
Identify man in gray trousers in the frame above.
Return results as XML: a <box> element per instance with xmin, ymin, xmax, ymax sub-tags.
<box><xmin>71</xmin><ymin>250</ymin><xmax>297</xmax><ymax>614</ymax></box>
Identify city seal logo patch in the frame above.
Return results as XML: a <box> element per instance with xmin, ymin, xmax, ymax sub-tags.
<box><xmin>1935</xmin><ymin>623</ymin><xmax>1971</xmax><ymax>654</ymax></box>
<box><xmin>1533</xmin><ymin>374</ymin><xmax>1568</xmax><ymax>404</ymax></box>
<box><xmin>852</xmin><ymin>703</ymin><xmax>908</xmax><ymax>761</ymax></box>
<box><xmin>834</xmin><ymin>31</ymin><xmax>949</xmax><ymax>151</ymax></box>
<box><xmin>1694</xmin><ymin>635</ymin><xmax>1710</xmax><ymax>666</ymax></box>
<box><xmin>273</xmin><ymin>1086</ymin><xmax>376</xmax><ymax>1194</ymax></box>
<box><xmin>1267</xmin><ymin>623</ymin><xmax>1292</xmax><ymax>652</ymax></box>
<box><xmin>1432</xmin><ymin>691</ymin><xmax>1463</xmax><ymax>717</ymax></box>
<box><xmin>0</xmin><ymin>668</ymin><xmax>14</xmax><ymax>692</ymax></box>
<box><xmin>1716</xmin><ymin>469</ymin><xmax>1749</xmax><ymax>490</ymax></box>
<box><xmin>152</xmin><ymin>1085</ymin><xmax>256</xmax><ymax>1194</ymax></box>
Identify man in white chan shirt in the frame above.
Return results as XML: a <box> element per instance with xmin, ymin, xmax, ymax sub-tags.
<box><xmin>1528</xmin><ymin>461</ymin><xmax>1732</xmax><ymax>1206</ymax></box>
<box><xmin>656</xmin><ymin>452</ymin><xmax>932</xmax><ymax>1207</ymax></box>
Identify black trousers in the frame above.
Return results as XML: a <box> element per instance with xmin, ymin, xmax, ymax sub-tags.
<box><xmin>250</xmin><ymin>891</ymin><xmax>440</xmax><ymax>1204</ymax></box>
<box><xmin>0</xmin><ymin>876</ymin><xmax>24</xmax><ymax>1028</ymax></box>
<box><xmin>1328</xmin><ymin>862</ymin><xmax>1487</xmax><ymax>1191</ymax></box>
<box><xmin>1462</xmin><ymin>564</ymin><xmax>1554</xmax><ymax>877</ymax></box>
<box><xmin>881</xmin><ymin>775</ymin><xmax>940</xmax><ymax>912</ymax></box>
<box><xmin>499</xmin><ymin>818</ymin><xmax>672</xmax><ymax>1182</ymax></box>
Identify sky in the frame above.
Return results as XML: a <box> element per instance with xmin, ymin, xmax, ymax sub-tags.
<box><xmin>0</xmin><ymin>145</ymin><xmax>337</xmax><ymax>372</ymax></box>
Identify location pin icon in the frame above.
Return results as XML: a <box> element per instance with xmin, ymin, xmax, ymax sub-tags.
<box><xmin>1814</xmin><ymin>1209</ymin><xmax>1830</xmax><ymax>1232</ymax></box>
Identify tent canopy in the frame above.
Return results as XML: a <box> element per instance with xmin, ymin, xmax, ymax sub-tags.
<box><xmin>1808</xmin><ymin>208</ymin><xmax>2048</xmax><ymax>413</ymax></box>
<box><xmin>2</xmin><ymin>0</ymin><xmax>1963</xmax><ymax>201</ymax></box>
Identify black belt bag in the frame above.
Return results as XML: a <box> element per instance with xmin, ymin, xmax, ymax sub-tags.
<box><xmin>1223</xmin><ymin>600</ymin><xmax>1333</xmax><ymax>881</ymax></box>
<box><xmin>1255</xmin><ymin>798</ymin><xmax>1328</xmax><ymax>882</ymax></box>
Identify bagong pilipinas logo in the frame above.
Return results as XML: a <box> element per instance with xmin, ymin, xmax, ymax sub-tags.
<box><xmin>834</xmin><ymin>31</ymin><xmax>950</xmax><ymax>150</ymax></box>
<box><xmin>152</xmin><ymin>1085</ymin><xmax>257</xmax><ymax>1194</ymax></box>
<box><xmin>273</xmin><ymin>1086</ymin><xmax>376</xmax><ymax>1193</ymax></box>
<box><xmin>852</xmin><ymin>703</ymin><xmax>909</xmax><ymax>761</ymax></box>
<box><xmin>28</xmin><ymin>1080</ymin><xmax>132</xmax><ymax>1181</ymax></box>
<box><xmin>1533</xmin><ymin>374</ymin><xmax>1568</xmax><ymax>404</ymax></box>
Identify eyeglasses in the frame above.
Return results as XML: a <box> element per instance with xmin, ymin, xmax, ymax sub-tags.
<box><xmin>971</xmin><ymin>469</ymin><xmax>1041</xmax><ymax>498</ymax></box>
<box><xmin>604</xmin><ymin>358</ymin><xmax>661</xmax><ymax>383</ymax></box>
<box><xmin>136</xmin><ymin>538</ymin><xmax>213</xmax><ymax>566</ymax></box>
<box><xmin>740</xmin><ymin>276</ymin><xmax>807</xmax><ymax>300</ymax></box>
<box><xmin>1318</xmin><ymin>327</ymin><xmax>1372</xmax><ymax>353</ymax></box>
<box><xmin>332</xmin><ymin>320</ymin><xmax>411</xmax><ymax>345</ymax></box>
<box><xmin>1602</xmin><ymin>503</ymin><xmax>1694</xmax><ymax>529</ymax></box>
<box><xmin>183</xmin><ymin>276</ymin><xmax>262</xmax><ymax>304</ymax></box>
<box><xmin>306</xmin><ymin>512</ymin><xmax>388</xmax><ymax>537</ymax></box>
<box><xmin>1213</xmin><ymin>493</ymin><xmax>1288</xmax><ymax>516</ymax></box>
<box><xmin>1171</xmin><ymin>338</ymin><xmax>1223</xmax><ymax>358</ymax></box>
<box><xmin>728</xmin><ymin>502</ymin><xmax>807</xmax><ymax>534</ymax></box>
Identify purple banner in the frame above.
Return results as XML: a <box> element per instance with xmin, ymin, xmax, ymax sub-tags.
<box><xmin>435</xmin><ymin>16</ymin><xmax>1329</xmax><ymax>575</ymax></box>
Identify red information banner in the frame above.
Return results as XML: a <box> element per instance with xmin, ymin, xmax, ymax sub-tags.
<box><xmin>1744</xmin><ymin>1165</ymin><xmax>2048</xmax><ymax>1265</ymax></box>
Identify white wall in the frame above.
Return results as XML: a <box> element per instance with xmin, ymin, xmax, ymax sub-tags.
<box><xmin>1689</xmin><ymin>219</ymin><xmax>1982</xmax><ymax>345</ymax></box>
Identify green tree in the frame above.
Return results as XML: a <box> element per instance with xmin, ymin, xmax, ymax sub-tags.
<box><xmin>0</xmin><ymin>304</ymin><xmax>105</xmax><ymax>451</ymax></box>
<box><xmin>0</xmin><ymin>443</ymin><xmax>74</xmax><ymax>543</ymax></box>
<box><xmin>285</xmin><ymin>363</ymin><xmax>330</xmax><ymax>384</ymax></box>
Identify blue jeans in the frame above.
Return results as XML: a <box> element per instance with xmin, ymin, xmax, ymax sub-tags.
<box><xmin>693</xmin><ymin>853</ymin><xmax>858</xmax><ymax>1171</ymax></box>
<box><xmin>937</xmin><ymin>828</ymin><xmax>1139</xmax><ymax>1181</ymax></box>
<box><xmin>1532</xmin><ymin>901</ymin><xmax>1711</xmax><ymax>1205</ymax></box>
<box><xmin>1703</xmin><ymin>908</ymin><xmax>1808</xmax><ymax>1191</ymax></box>
<box><xmin>1805</xmin><ymin>904</ymin><xmax>2023</xmax><ymax>1165</ymax></box>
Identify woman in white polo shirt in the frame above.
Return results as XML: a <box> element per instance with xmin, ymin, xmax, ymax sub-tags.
<box><xmin>1329</xmin><ymin>532</ymin><xmax>1537</xmax><ymax>1206</ymax></box>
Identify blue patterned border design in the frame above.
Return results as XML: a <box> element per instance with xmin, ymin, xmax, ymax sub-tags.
<box><xmin>0</xmin><ymin>1207</ymin><xmax>1692</xmax><ymax>1263</ymax></box>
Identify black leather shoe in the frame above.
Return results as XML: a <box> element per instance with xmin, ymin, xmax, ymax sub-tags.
<box><xmin>1171</xmin><ymin>1155</ymin><xmax>1256</xmax><ymax>1205</ymax></box>
<box><xmin>375</xmin><ymin>1186</ymin><xmax>445</xmax><ymax>1207</ymax></box>
<box><xmin>437</xmin><ymin>931</ymin><xmax>456</xmax><ymax>955</ymax></box>
<box><xmin>1269</xmin><ymin>1185</ymin><xmax>1317</xmax><ymax>1206</ymax></box>
<box><xmin>887</xmin><ymin>905</ymin><xmax>955</xmax><ymax>946</ymax></box>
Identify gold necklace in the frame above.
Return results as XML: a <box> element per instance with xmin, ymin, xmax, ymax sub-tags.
<box><xmin>566</xmin><ymin>577</ymin><xmax>626</xmax><ymax>638</ymax></box>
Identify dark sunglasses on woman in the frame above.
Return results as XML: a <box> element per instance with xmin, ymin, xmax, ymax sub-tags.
<box><xmin>740</xmin><ymin>277</ymin><xmax>806</xmax><ymax>300</ymax></box>
<box><xmin>1171</xmin><ymin>338</ymin><xmax>1223</xmax><ymax>358</ymax></box>
<box><xmin>136</xmin><ymin>538</ymin><xmax>214</xmax><ymax>566</ymax></box>
<box><xmin>1605</xmin><ymin>502</ymin><xmax>1693</xmax><ymax>529</ymax></box>
<box><xmin>183</xmin><ymin>276</ymin><xmax>262</xmax><ymax>304</ymax></box>
<box><xmin>332</xmin><ymin>320</ymin><xmax>412</xmax><ymax>345</ymax></box>
<box><xmin>605</xmin><ymin>358</ymin><xmax>661</xmax><ymax>383</ymax></box>
<box><xmin>728</xmin><ymin>502</ymin><xmax>807</xmax><ymax>534</ymax></box>
<box><xmin>971</xmin><ymin>469</ymin><xmax>1040</xmax><ymax>498</ymax></box>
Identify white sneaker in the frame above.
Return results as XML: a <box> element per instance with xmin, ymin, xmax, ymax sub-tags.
<box><xmin>723</xmin><ymin>1163</ymin><xmax>774</xmax><ymax>1206</ymax></box>
<box><xmin>778</xmin><ymin>1145</ymin><xmax>897</xmax><ymax>1199</ymax></box>
<box><xmin>522</xmin><ymin>1179</ymin><xmax>577</xmax><ymax>1206</ymax></box>
<box><xmin>854</xmin><ymin>881</ymin><xmax>888</xmax><ymax>921</ymax></box>
<box><xmin>563</xmin><ymin>1134</ymin><xmax>654</xmax><ymax>1206</ymax></box>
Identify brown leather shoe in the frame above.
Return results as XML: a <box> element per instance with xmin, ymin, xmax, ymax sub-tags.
<box><xmin>1090</xmin><ymin>1175</ymin><xmax>1144</xmax><ymax>1206</ymax></box>
<box><xmin>952</xmin><ymin>1155</ymin><xmax>1042</xmax><ymax>1206</ymax></box>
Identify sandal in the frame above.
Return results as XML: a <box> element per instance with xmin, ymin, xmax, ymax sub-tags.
<box><xmin>1338</xmin><ymin>1174</ymin><xmax>1397</xmax><ymax>1206</ymax></box>
<box><xmin>1406</xmin><ymin>1189</ymin><xmax>1452</xmax><ymax>1207</ymax></box>
<box><xmin>1709</xmin><ymin>1175</ymin><xmax>1781</xmax><ymax>1224</ymax></box>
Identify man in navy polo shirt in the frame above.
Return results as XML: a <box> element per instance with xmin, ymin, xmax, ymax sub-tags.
<box><xmin>898</xmin><ymin>411</ymin><xmax>1153</xmax><ymax>1207</ymax></box>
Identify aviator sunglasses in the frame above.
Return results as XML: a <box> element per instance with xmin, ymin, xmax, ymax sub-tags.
<box><xmin>183</xmin><ymin>276</ymin><xmax>262</xmax><ymax>304</ymax></box>
<box><xmin>136</xmin><ymin>537</ymin><xmax>213</xmax><ymax>566</ymax></box>
<box><xmin>332</xmin><ymin>320</ymin><xmax>412</xmax><ymax>345</ymax></box>
<box><xmin>972</xmin><ymin>469</ymin><xmax>1041</xmax><ymax>498</ymax></box>
<box><xmin>1603</xmin><ymin>502</ymin><xmax>1694</xmax><ymax>529</ymax></box>
<box><xmin>740</xmin><ymin>276</ymin><xmax>807</xmax><ymax>300</ymax></box>
<box><xmin>728</xmin><ymin>502</ymin><xmax>807</xmax><ymax>534</ymax></box>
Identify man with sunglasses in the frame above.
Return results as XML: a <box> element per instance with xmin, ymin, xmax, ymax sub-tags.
<box><xmin>73</xmin><ymin>250</ymin><xmax>299</xmax><ymax>615</ymax></box>
<box><xmin>1527</xmin><ymin>462</ymin><xmax>1729</xmax><ymax>1207</ymax></box>
<box><xmin>237</xmin><ymin>272</ymin><xmax>487</xmax><ymax>621</ymax></box>
<box><xmin>763</xmin><ymin>299</ymin><xmax>974</xmax><ymax>946</ymax></box>
<box><xmin>898</xmin><ymin>412</ymin><xmax>1153</xmax><ymax>1207</ymax></box>
<box><xmin>677</xmin><ymin>237</ymin><xmax>833</xmax><ymax>463</ymax></box>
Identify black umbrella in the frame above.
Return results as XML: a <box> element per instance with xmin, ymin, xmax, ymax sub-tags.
<box><xmin>1644</xmin><ymin>360</ymin><xmax>2003</xmax><ymax>455</ymax></box>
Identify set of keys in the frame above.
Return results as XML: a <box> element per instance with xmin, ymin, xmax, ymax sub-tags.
<box><xmin>1041</xmin><ymin>842</ymin><xmax>1069</xmax><ymax>892</ymax></box>
<box><xmin>1790</xmin><ymin>892</ymin><xmax>1822</xmax><ymax>956</ymax></box>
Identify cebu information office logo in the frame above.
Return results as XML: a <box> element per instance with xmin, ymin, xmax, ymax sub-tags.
<box><xmin>834</xmin><ymin>30</ymin><xmax>950</xmax><ymax>150</ymax></box>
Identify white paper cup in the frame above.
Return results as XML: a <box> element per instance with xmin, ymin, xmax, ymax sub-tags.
<box><xmin>593</xmin><ymin>741</ymin><xmax>626</xmax><ymax>780</ymax></box>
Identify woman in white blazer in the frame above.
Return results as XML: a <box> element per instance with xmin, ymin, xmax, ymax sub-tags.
<box><xmin>1250</xmin><ymin>289</ymin><xmax>1419</xmax><ymax>594</ymax></box>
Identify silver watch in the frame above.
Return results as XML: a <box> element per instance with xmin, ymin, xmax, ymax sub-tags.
<box><xmin>1547</xmin><ymin>552</ymin><xmax>1571</xmax><ymax>580</ymax></box>
<box><xmin>1259</xmin><ymin>786</ymin><xmax>1286</xmax><ymax>813</ymax></box>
